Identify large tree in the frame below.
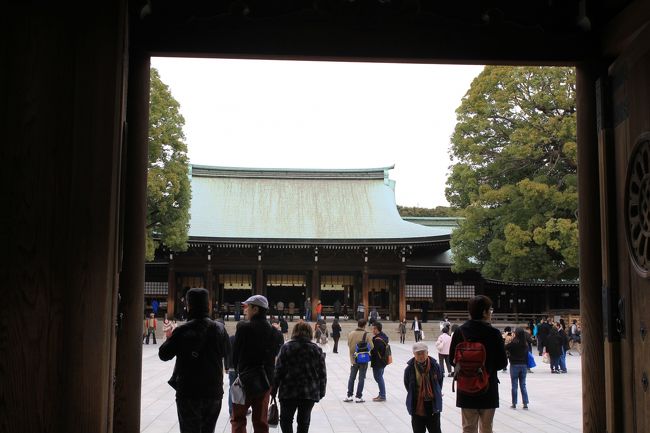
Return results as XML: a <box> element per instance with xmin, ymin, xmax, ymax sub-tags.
<box><xmin>446</xmin><ymin>66</ymin><xmax>578</xmax><ymax>281</ymax></box>
<box><xmin>146</xmin><ymin>68</ymin><xmax>191</xmax><ymax>261</ymax></box>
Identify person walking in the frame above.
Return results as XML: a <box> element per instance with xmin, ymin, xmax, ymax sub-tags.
<box><xmin>159</xmin><ymin>288</ymin><xmax>231</xmax><ymax>433</ymax></box>
<box><xmin>333</xmin><ymin>299</ymin><xmax>341</xmax><ymax>320</ymax></box>
<box><xmin>288</xmin><ymin>301</ymin><xmax>295</xmax><ymax>321</ymax></box>
<box><xmin>275</xmin><ymin>301</ymin><xmax>284</xmax><ymax>320</ymax></box>
<box><xmin>304</xmin><ymin>298</ymin><xmax>312</xmax><ymax>321</ymax></box>
<box><xmin>356</xmin><ymin>302</ymin><xmax>365</xmax><ymax>320</ymax></box>
<box><xmin>398</xmin><ymin>319</ymin><xmax>407</xmax><ymax>344</ymax></box>
<box><xmin>144</xmin><ymin>312</ymin><xmax>157</xmax><ymax>344</ymax></box>
<box><xmin>231</xmin><ymin>295</ymin><xmax>285</xmax><ymax>433</ymax></box>
<box><xmin>557</xmin><ymin>322</ymin><xmax>569</xmax><ymax>373</ymax></box>
<box><xmin>370</xmin><ymin>321</ymin><xmax>389</xmax><ymax>402</ymax></box>
<box><xmin>331</xmin><ymin>319</ymin><xmax>342</xmax><ymax>353</ymax></box>
<box><xmin>435</xmin><ymin>326</ymin><xmax>452</xmax><ymax>377</ymax></box>
<box><xmin>449</xmin><ymin>295</ymin><xmax>508</xmax><ymax>433</ymax></box>
<box><xmin>412</xmin><ymin>316</ymin><xmax>422</xmax><ymax>342</ymax></box>
<box><xmin>162</xmin><ymin>315</ymin><xmax>174</xmax><ymax>340</ymax></box>
<box><xmin>544</xmin><ymin>326</ymin><xmax>563</xmax><ymax>373</ymax></box>
<box><xmin>369</xmin><ymin>307</ymin><xmax>379</xmax><ymax>326</ymax></box>
<box><xmin>315</xmin><ymin>301</ymin><xmax>323</xmax><ymax>321</ymax></box>
<box><xmin>505</xmin><ymin>328</ymin><xmax>530</xmax><ymax>409</ymax></box>
<box><xmin>537</xmin><ymin>318</ymin><xmax>552</xmax><ymax>356</ymax></box>
<box><xmin>404</xmin><ymin>342</ymin><xmax>444</xmax><ymax>433</ymax></box>
<box><xmin>344</xmin><ymin>319</ymin><xmax>374</xmax><ymax>403</ymax></box>
<box><xmin>272</xmin><ymin>321</ymin><xmax>327</xmax><ymax>433</ymax></box>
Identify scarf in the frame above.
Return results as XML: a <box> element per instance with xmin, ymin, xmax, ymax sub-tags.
<box><xmin>415</xmin><ymin>358</ymin><xmax>434</xmax><ymax>416</ymax></box>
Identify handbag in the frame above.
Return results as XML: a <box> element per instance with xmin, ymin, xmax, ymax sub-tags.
<box><xmin>230</xmin><ymin>376</ymin><xmax>246</xmax><ymax>405</ymax></box>
<box><xmin>527</xmin><ymin>351</ymin><xmax>536</xmax><ymax>369</ymax></box>
<box><xmin>542</xmin><ymin>352</ymin><xmax>550</xmax><ymax>364</ymax></box>
<box><xmin>238</xmin><ymin>365</ymin><xmax>271</xmax><ymax>396</ymax></box>
<box><xmin>268</xmin><ymin>396</ymin><xmax>279</xmax><ymax>426</ymax></box>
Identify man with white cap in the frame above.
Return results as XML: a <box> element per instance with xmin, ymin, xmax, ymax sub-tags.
<box><xmin>404</xmin><ymin>342</ymin><xmax>444</xmax><ymax>433</ymax></box>
<box><xmin>231</xmin><ymin>294</ymin><xmax>284</xmax><ymax>433</ymax></box>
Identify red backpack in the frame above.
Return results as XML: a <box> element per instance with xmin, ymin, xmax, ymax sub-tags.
<box><xmin>452</xmin><ymin>329</ymin><xmax>489</xmax><ymax>395</ymax></box>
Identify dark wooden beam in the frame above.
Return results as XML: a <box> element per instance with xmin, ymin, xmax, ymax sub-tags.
<box><xmin>113</xmin><ymin>47</ymin><xmax>150</xmax><ymax>433</ymax></box>
<box><xmin>576</xmin><ymin>63</ymin><xmax>607</xmax><ymax>433</ymax></box>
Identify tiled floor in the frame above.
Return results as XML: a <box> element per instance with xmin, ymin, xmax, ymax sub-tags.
<box><xmin>141</xmin><ymin>334</ymin><xmax>582</xmax><ymax>432</ymax></box>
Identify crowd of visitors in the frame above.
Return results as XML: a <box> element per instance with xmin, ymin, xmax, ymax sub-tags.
<box><xmin>154</xmin><ymin>293</ymin><xmax>581</xmax><ymax>433</ymax></box>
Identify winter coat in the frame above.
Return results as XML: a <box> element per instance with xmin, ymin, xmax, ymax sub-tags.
<box><xmin>347</xmin><ymin>328</ymin><xmax>374</xmax><ymax>365</ymax></box>
<box><xmin>331</xmin><ymin>322</ymin><xmax>342</xmax><ymax>338</ymax></box>
<box><xmin>273</xmin><ymin>337</ymin><xmax>327</xmax><ymax>402</ymax></box>
<box><xmin>159</xmin><ymin>317</ymin><xmax>230</xmax><ymax>398</ymax></box>
<box><xmin>404</xmin><ymin>356</ymin><xmax>444</xmax><ymax>415</ymax></box>
<box><xmin>449</xmin><ymin>320</ymin><xmax>508</xmax><ymax>409</ymax></box>
<box><xmin>436</xmin><ymin>332</ymin><xmax>452</xmax><ymax>355</ymax></box>
<box><xmin>232</xmin><ymin>315</ymin><xmax>284</xmax><ymax>385</ymax></box>
<box><xmin>370</xmin><ymin>332</ymin><xmax>389</xmax><ymax>368</ymax></box>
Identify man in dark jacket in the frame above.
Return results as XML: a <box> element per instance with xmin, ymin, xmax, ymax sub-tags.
<box><xmin>370</xmin><ymin>321</ymin><xmax>389</xmax><ymax>401</ymax></box>
<box><xmin>449</xmin><ymin>295</ymin><xmax>507</xmax><ymax>433</ymax></box>
<box><xmin>537</xmin><ymin>318</ymin><xmax>552</xmax><ymax>356</ymax></box>
<box><xmin>231</xmin><ymin>295</ymin><xmax>284</xmax><ymax>433</ymax></box>
<box><xmin>404</xmin><ymin>342</ymin><xmax>443</xmax><ymax>433</ymax></box>
<box><xmin>159</xmin><ymin>288</ymin><xmax>230</xmax><ymax>433</ymax></box>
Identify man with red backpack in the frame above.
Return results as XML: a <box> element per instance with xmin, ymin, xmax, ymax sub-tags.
<box><xmin>449</xmin><ymin>295</ymin><xmax>507</xmax><ymax>433</ymax></box>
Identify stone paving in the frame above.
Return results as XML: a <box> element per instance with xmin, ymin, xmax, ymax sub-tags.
<box><xmin>141</xmin><ymin>331</ymin><xmax>582</xmax><ymax>433</ymax></box>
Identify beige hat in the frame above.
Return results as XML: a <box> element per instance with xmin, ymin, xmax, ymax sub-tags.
<box><xmin>412</xmin><ymin>342</ymin><xmax>429</xmax><ymax>353</ymax></box>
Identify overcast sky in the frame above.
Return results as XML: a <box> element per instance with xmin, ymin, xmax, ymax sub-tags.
<box><xmin>151</xmin><ymin>57</ymin><xmax>483</xmax><ymax>208</ymax></box>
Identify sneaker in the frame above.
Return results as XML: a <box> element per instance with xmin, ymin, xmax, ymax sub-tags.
<box><xmin>343</xmin><ymin>396</ymin><xmax>353</xmax><ymax>402</ymax></box>
<box><xmin>523</xmin><ymin>404</ymin><xmax>529</xmax><ymax>409</ymax></box>
<box><xmin>355</xmin><ymin>397</ymin><xmax>365</xmax><ymax>403</ymax></box>
<box><xmin>372</xmin><ymin>396</ymin><xmax>386</xmax><ymax>402</ymax></box>
<box><xmin>510</xmin><ymin>404</ymin><xmax>516</xmax><ymax>409</ymax></box>
<box><xmin>561</xmin><ymin>370</ymin><xmax>568</xmax><ymax>374</ymax></box>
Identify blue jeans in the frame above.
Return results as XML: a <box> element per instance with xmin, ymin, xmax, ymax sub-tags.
<box><xmin>372</xmin><ymin>367</ymin><xmax>386</xmax><ymax>399</ymax></box>
<box><xmin>509</xmin><ymin>364</ymin><xmax>529</xmax><ymax>405</ymax></box>
<box><xmin>176</xmin><ymin>396</ymin><xmax>222</xmax><ymax>433</ymax></box>
<box><xmin>280</xmin><ymin>399</ymin><xmax>315</xmax><ymax>433</ymax></box>
<box><xmin>305</xmin><ymin>310</ymin><xmax>312</xmax><ymax>321</ymax></box>
<box><xmin>347</xmin><ymin>363</ymin><xmax>368</xmax><ymax>398</ymax></box>
<box><xmin>559</xmin><ymin>347</ymin><xmax>567</xmax><ymax>372</ymax></box>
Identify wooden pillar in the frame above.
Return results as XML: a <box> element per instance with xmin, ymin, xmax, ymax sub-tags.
<box><xmin>113</xmin><ymin>46</ymin><xmax>149</xmax><ymax>433</ymax></box>
<box><xmin>311</xmin><ymin>266</ymin><xmax>320</xmax><ymax>318</ymax></box>
<box><xmin>167</xmin><ymin>258</ymin><xmax>176</xmax><ymax>318</ymax></box>
<box><xmin>362</xmin><ymin>268</ymin><xmax>369</xmax><ymax>321</ymax></box>
<box><xmin>206</xmin><ymin>262</ymin><xmax>213</xmax><ymax>315</ymax></box>
<box><xmin>576</xmin><ymin>64</ymin><xmax>606</xmax><ymax>433</ymax></box>
<box><xmin>256</xmin><ymin>265</ymin><xmax>263</xmax><ymax>295</ymax></box>
<box><xmin>399</xmin><ymin>270</ymin><xmax>406</xmax><ymax>321</ymax></box>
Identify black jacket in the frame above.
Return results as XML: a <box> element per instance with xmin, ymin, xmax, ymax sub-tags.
<box><xmin>159</xmin><ymin>317</ymin><xmax>230</xmax><ymax>398</ymax></box>
<box><xmin>370</xmin><ymin>332</ymin><xmax>389</xmax><ymax>368</ymax></box>
<box><xmin>233</xmin><ymin>315</ymin><xmax>284</xmax><ymax>384</ymax></box>
<box><xmin>505</xmin><ymin>340</ymin><xmax>529</xmax><ymax>365</ymax></box>
<box><xmin>449</xmin><ymin>320</ymin><xmax>508</xmax><ymax>409</ymax></box>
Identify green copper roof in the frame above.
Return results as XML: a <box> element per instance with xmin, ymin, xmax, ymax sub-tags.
<box><xmin>188</xmin><ymin>165</ymin><xmax>452</xmax><ymax>243</ymax></box>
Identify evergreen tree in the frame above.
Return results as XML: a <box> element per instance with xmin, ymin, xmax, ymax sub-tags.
<box><xmin>146</xmin><ymin>68</ymin><xmax>191</xmax><ymax>261</ymax></box>
<box><xmin>446</xmin><ymin>66</ymin><xmax>578</xmax><ymax>281</ymax></box>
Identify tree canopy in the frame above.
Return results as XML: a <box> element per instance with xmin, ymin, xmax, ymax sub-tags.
<box><xmin>146</xmin><ymin>68</ymin><xmax>191</xmax><ymax>261</ymax></box>
<box><xmin>446</xmin><ymin>66</ymin><xmax>578</xmax><ymax>281</ymax></box>
<box><xmin>397</xmin><ymin>205</ymin><xmax>464</xmax><ymax>218</ymax></box>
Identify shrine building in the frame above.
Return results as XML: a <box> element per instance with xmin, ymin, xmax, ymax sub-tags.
<box><xmin>146</xmin><ymin>164</ymin><xmax>578</xmax><ymax>320</ymax></box>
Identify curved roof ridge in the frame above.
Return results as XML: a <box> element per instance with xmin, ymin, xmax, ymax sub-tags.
<box><xmin>191</xmin><ymin>164</ymin><xmax>395</xmax><ymax>180</ymax></box>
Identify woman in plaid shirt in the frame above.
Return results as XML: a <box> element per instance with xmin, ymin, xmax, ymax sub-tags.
<box><xmin>272</xmin><ymin>321</ymin><xmax>327</xmax><ymax>433</ymax></box>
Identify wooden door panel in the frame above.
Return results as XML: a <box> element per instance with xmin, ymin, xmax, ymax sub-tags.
<box><xmin>611</xmin><ymin>38</ymin><xmax>650</xmax><ymax>432</ymax></box>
